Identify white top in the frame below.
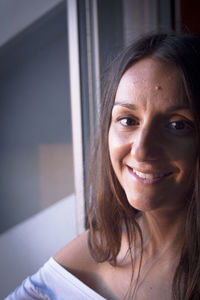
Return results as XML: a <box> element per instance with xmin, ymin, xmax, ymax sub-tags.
<box><xmin>5</xmin><ymin>257</ymin><xmax>107</xmax><ymax>300</ymax></box>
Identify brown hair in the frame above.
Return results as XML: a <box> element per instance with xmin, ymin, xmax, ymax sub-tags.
<box><xmin>87</xmin><ymin>33</ymin><xmax>200</xmax><ymax>299</ymax></box>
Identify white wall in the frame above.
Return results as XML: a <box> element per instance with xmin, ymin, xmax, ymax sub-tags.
<box><xmin>0</xmin><ymin>2</ymin><xmax>73</xmax><ymax>233</ymax></box>
<box><xmin>0</xmin><ymin>0</ymin><xmax>64</xmax><ymax>46</ymax></box>
<box><xmin>0</xmin><ymin>3</ymin><xmax>78</xmax><ymax>299</ymax></box>
<box><xmin>0</xmin><ymin>194</ymin><xmax>77</xmax><ymax>299</ymax></box>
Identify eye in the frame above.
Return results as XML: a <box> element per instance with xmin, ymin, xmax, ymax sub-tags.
<box><xmin>117</xmin><ymin>116</ymin><xmax>138</xmax><ymax>127</ymax></box>
<box><xmin>167</xmin><ymin>120</ymin><xmax>194</xmax><ymax>133</ymax></box>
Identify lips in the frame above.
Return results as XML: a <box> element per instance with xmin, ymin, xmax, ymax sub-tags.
<box><xmin>127</xmin><ymin>166</ymin><xmax>173</xmax><ymax>184</ymax></box>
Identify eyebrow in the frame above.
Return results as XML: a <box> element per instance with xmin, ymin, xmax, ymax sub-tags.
<box><xmin>165</xmin><ymin>105</ymin><xmax>190</xmax><ymax>112</ymax></box>
<box><xmin>114</xmin><ymin>102</ymin><xmax>137</xmax><ymax>110</ymax></box>
<box><xmin>114</xmin><ymin>102</ymin><xmax>191</xmax><ymax>112</ymax></box>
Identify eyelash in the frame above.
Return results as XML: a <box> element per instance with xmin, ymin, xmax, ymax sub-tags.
<box><xmin>167</xmin><ymin>120</ymin><xmax>194</xmax><ymax>132</ymax></box>
<box><xmin>117</xmin><ymin>116</ymin><xmax>138</xmax><ymax>127</ymax></box>
<box><xmin>116</xmin><ymin>116</ymin><xmax>194</xmax><ymax>133</ymax></box>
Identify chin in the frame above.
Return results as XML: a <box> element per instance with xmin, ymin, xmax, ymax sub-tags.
<box><xmin>127</xmin><ymin>199</ymin><xmax>160</xmax><ymax>212</ymax></box>
<box><xmin>127</xmin><ymin>192</ymin><xmax>188</xmax><ymax>213</ymax></box>
<box><xmin>126</xmin><ymin>191</ymin><xmax>175</xmax><ymax>212</ymax></box>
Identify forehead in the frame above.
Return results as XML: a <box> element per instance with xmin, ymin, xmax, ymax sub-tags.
<box><xmin>115</xmin><ymin>57</ymin><xmax>187</xmax><ymax>109</ymax></box>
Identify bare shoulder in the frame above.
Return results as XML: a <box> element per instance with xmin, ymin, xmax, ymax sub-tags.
<box><xmin>54</xmin><ymin>231</ymin><xmax>128</xmax><ymax>300</ymax></box>
<box><xmin>54</xmin><ymin>230</ymin><xmax>97</xmax><ymax>273</ymax></box>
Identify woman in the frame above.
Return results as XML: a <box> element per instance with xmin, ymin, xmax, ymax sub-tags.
<box><xmin>7</xmin><ymin>33</ymin><xmax>200</xmax><ymax>300</ymax></box>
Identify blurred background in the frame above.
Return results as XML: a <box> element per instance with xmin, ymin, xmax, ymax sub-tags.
<box><xmin>0</xmin><ymin>0</ymin><xmax>199</xmax><ymax>298</ymax></box>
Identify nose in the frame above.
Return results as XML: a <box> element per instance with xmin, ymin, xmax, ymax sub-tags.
<box><xmin>131</xmin><ymin>124</ymin><xmax>163</xmax><ymax>162</ymax></box>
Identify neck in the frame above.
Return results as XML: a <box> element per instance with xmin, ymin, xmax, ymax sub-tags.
<box><xmin>140</xmin><ymin>206</ymin><xmax>186</xmax><ymax>256</ymax></box>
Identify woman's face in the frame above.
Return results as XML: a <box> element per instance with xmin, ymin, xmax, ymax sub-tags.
<box><xmin>108</xmin><ymin>58</ymin><xmax>196</xmax><ymax>212</ymax></box>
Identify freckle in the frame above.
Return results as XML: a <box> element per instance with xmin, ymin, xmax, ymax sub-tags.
<box><xmin>155</xmin><ymin>85</ymin><xmax>161</xmax><ymax>91</ymax></box>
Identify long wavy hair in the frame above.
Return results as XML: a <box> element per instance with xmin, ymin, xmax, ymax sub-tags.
<box><xmin>87</xmin><ymin>33</ymin><xmax>200</xmax><ymax>299</ymax></box>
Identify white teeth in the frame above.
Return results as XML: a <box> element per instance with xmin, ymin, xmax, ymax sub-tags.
<box><xmin>133</xmin><ymin>169</ymin><xmax>166</xmax><ymax>180</ymax></box>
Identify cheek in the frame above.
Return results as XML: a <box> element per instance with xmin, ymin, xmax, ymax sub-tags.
<box><xmin>168</xmin><ymin>140</ymin><xmax>196</xmax><ymax>167</ymax></box>
<box><xmin>108</xmin><ymin>128</ymin><xmax>130</xmax><ymax>168</ymax></box>
<box><xmin>168</xmin><ymin>140</ymin><xmax>197</xmax><ymax>185</ymax></box>
<box><xmin>160</xmin><ymin>129</ymin><xmax>195</xmax><ymax>158</ymax></box>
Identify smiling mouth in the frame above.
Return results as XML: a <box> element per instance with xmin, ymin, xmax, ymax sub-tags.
<box><xmin>128</xmin><ymin>166</ymin><xmax>172</xmax><ymax>183</ymax></box>
<box><xmin>133</xmin><ymin>169</ymin><xmax>172</xmax><ymax>179</ymax></box>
